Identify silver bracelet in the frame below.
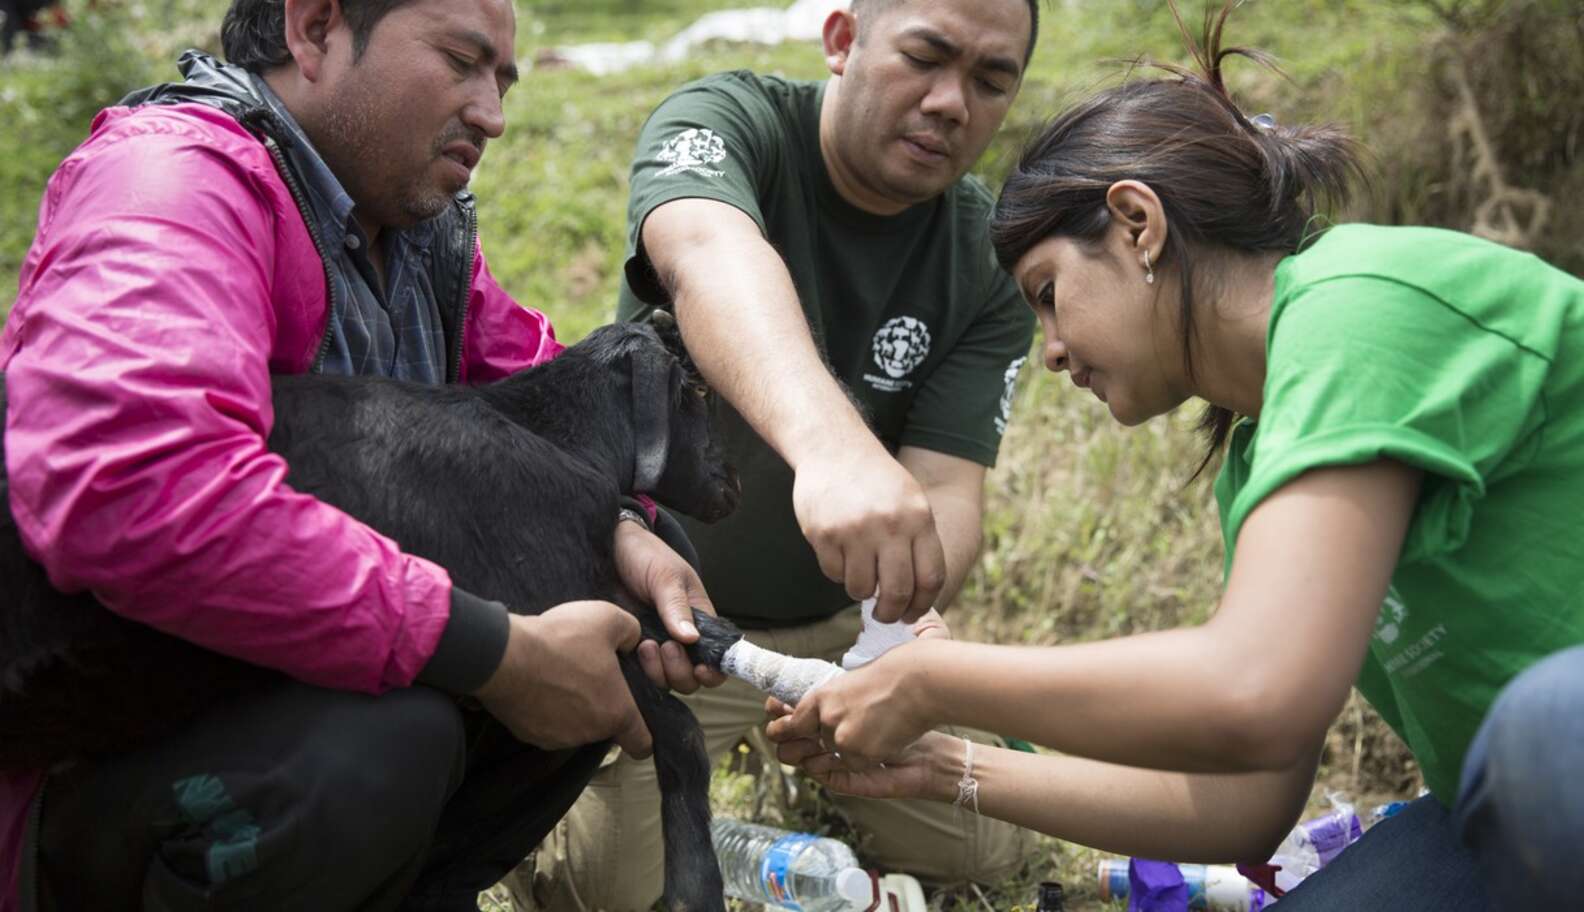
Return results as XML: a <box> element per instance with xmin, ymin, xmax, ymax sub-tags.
<box><xmin>953</xmin><ymin>737</ymin><xmax>980</xmax><ymax>815</ymax></box>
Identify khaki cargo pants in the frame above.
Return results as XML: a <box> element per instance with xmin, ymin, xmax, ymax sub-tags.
<box><xmin>507</xmin><ymin>604</ymin><xmax>1030</xmax><ymax>911</ymax></box>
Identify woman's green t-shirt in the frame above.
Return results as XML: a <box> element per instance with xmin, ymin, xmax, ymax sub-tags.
<box><xmin>1214</xmin><ymin>224</ymin><xmax>1584</xmax><ymax>801</ymax></box>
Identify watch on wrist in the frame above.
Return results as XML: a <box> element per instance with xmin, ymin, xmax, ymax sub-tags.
<box><xmin>617</xmin><ymin>507</ymin><xmax>651</xmax><ymax>531</ymax></box>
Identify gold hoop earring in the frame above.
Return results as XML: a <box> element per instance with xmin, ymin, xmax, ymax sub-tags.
<box><xmin>1143</xmin><ymin>250</ymin><xmax>1155</xmax><ymax>285</ymax></box>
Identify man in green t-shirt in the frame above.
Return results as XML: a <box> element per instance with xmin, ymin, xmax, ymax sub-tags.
<box><xmin>513</xmin><ymin>0</ymin><xmax>1038</xmax><ymax>908</ymax></box>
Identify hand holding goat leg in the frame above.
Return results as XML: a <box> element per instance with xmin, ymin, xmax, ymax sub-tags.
<box><xmin>474</xmin><ymin>603</ymin><xmax>653</xmax><ymax>758</ymax></box>
<box><xmin>616</xmin><ymin>519</ymin><xmax>727</xmax><ymax>694</ymax></box>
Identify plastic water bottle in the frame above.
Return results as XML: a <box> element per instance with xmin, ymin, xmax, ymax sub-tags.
<box><xmin>1370</xmin><ymin>789</ymin><xmax>1428</xmax><ymax>823</ymax></box>
<box><xmin>711</xmin><ymin>819</ymin><xmax>875</xmax><ymax>911</ymax></box>
<box><xmin>1370</xmin><ymin>800</ymin><xmax>1411</xmax><ymax>822</ymax></box>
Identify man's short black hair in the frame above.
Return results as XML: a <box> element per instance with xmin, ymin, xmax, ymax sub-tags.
<box><xmin>849</xmin><ymin>0</ymin><xmax>1041</xmax><ymax>67</ymax></box>
<box><xmin>220</xmin><ymin>0</ymin><xmax>420</xmax><ymax>72</ymax></box>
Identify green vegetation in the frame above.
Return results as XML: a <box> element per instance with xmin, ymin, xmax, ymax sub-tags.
<box><xmin>3</xmin><ymin>1</ymin><xmax>1577</xmax><ymax>909</ymax></box>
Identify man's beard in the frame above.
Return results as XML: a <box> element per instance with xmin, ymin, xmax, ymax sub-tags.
<box><xmin>832</xmin><ymin>99</ymin><xmax>956</xmax><ymax>209</ymax></box>
<box><xmin>318</xmin><ymin>86</ymin><xmax>452</xmax><ymax>230</ymax></box>
<box><xmin>842</xmin><ymin>136</ymin><xmax>953</xmax><ymax>209</ymax></box>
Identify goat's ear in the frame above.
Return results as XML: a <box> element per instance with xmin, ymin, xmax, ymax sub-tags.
<box><xmin>648</xmin><ymin>308</ymin><xmax>677</xmax><ymax>332</ymax></box>
<box><xmin>645</xmin><ymin>309</ymin><xmax>690</xmax><ymax>362</ymax></box>
<box><xmin>630</xmin><ymin>352</ymin><xmax>672</xmax><ymax>493</ymax></box>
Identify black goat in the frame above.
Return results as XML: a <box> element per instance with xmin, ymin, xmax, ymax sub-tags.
<box><xmin>0</xmin><ymin>316</ymin><xmax>745</xmax><ymax>911</ymax></box>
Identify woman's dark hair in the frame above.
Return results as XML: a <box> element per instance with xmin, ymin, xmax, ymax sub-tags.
<box><xmin>221</xmin><ymin>0</ymin><xmax>418</xmax><ymax>72</ymax></box>
<box><xmin>990</xmin><ymin>0</ymin><xmax>1365</xmax><ymax>478</ymax></box>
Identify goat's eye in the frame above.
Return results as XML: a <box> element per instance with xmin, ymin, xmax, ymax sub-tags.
<box><xmin>690</xmin><ymin>383</ymin><xmax>710</xmax><ymax>400</ymax></box>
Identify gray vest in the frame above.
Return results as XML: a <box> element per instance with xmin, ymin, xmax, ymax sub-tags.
<box><xmin>118</xmin><ymin>50</ymin><xmax>481</xmax><ymax>383</ymax></box>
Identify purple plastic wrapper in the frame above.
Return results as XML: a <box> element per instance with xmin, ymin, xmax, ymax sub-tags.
<box><xmin>1302</xmin><ymin>810</ymin><xmax>1364</xmax><ymax>866</ymax></box>
<box><xmin>1128</xmin><ymin>858</ymin><xmax>1189</xmax><ymax>912</ymax></box>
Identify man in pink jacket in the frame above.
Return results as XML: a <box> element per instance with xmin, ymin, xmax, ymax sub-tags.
<box><xmin>0</xmin><ymin>0</ymin><xmax>721</xmax><ymax>908</ymax></box>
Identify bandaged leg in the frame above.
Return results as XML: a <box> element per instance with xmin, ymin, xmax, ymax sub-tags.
<box><xmin>718</xmin><ymin>639</ymin><xmax>843</xmax><ymax>706</ymax></box>
<box><xmin>718</xmin><ymin>596</ymin><xmax>924</xmax><ymax>703</ymax></box>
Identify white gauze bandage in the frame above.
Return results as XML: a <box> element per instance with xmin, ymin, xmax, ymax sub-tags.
<box><xmin>719</xmin><ymin>639</ymin><xmax>843</xmax><ymax>706</ymax></box>
<box><xmin>840</xmin><ymin>596</ymin><xmax>917</xmax><ymax>670</ymax></box>
<box><xmin>721</xmin><ymin>596</ymin><xmax>923</xmax><ymax>703</ymax></box>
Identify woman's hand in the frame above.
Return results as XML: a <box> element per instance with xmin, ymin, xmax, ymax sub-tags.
<box><xmin>613</xmin><ymin>519</ymin><xmax>727</xmax><ymax>693</ymax></box>
<box><xmin>766</xmin><ymin>639</ymin><xmax>943</xmax><ymax>763</ymax></box>
<box><xmin>768</xmin><ymin>703</ymin><xmax>960</xmax><ymax>802</ymax></box>
<box><xmin>911</xmin><ymin>608</ymin><xmax>952</xmax><ymax>641</ymax></box>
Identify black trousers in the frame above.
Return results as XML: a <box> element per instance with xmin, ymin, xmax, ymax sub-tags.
<box><xmin>26</xmin><ymin>681</ymin><xmax>605</xmax><ymax>911</ymax></box>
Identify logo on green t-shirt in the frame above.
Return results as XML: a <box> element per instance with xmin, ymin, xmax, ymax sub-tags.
<box><xmin>866</xmin><ymin>316</ymin><xmax>933</xmax><ymax>392</ymax></box>
<box><xmin>1374</xmin><ymin>587</ymin><xmax>1408</xmax><ymax>645</ymax></box>
<box><xmin>657</xmin><ymin>128</ymin><xmax>727</xmax><ymax>178</ymax></box>
<box><xmin>996</xmin><ymin>356</ymin><xmax>1026</xmax><ymax>435</ymax></box>
<box><xmin>1375</xmin><ymin>587</ymin><xmax>1449</xmax><ymax>679</ymax></box>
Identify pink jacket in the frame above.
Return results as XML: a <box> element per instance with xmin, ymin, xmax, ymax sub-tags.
<box><xmin>0</xmin><ymin>102</ymin><xmax>563</xmax><ymax>907</ymax></box>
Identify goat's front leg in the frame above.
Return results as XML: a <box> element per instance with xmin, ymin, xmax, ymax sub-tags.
<box><xmin>632</xmin><ymin>606</ymin><xmax>744</xmax><ymax>670</ymax></box>
<box><xmin>617</xmin><ymin>651</ymin><xmax>725</xmax><ymax>912</ymax></box>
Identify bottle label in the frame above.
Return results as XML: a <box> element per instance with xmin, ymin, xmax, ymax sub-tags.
<box><xmin>760</xmin><ymin>833</ymin><xmax>818</xmax><ymax>910</ymax></box>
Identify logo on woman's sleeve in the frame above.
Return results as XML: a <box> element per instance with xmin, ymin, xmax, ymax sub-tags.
<box><xmin>864</xmin><ymin>316</ymin><xmax>933</xmax><ymax>392</ymax></box>
<box><xmin>657</xmin><ymin>128</ymin><xmax>727</xmax><ymax>178</ymax></box>
<box><xmin>995</xmin><ymin>356</ymin><xmax>1027</xmax><ymax>434</ymax></box>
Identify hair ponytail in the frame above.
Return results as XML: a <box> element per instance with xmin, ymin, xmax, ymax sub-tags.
<box><xmin>1253</xmin><ymin>120</ymin><xmax>1364</xmax><ymax>249</ymax></box>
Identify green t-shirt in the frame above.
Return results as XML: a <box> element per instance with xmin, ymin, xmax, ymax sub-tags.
<box><xmin>617</xmin><ymin>71</ymin><xmax>1033</xmax><ymax>627</ymax></box>
<box><xmin>1215</xmin><ymin>224</ymin><xmax>1584</xmax><ymax>801</ymax></box>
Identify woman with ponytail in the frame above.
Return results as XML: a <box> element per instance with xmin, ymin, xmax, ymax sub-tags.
<box><xmin>766</xmin><ymin>3</ymin><xmax>1584</xmax><ymax>909</ymax></box>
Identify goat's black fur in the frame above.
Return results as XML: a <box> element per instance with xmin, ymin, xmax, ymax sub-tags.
<box><xmin>0</xmin><ymin>316</ymin><xmax>745</xmax><ymax>911</ymax></box>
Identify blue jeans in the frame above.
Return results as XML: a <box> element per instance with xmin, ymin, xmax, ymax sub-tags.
<box><xmin>1276</xmin><ymin>645</ymin><xmax>1584</xmax><ymax>910</ymax></box>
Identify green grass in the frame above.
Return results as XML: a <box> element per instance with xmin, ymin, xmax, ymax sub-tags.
<box><xmin>1</xmin><ymin>1</ymin><xmax>1485</xmax><ymax>909</ymax></box>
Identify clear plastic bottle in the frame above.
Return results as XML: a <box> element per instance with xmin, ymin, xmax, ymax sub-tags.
<box><xmin>711</xmin><ymin>818</ymin><xmax>874</xmax><ymax>911</ymax></box>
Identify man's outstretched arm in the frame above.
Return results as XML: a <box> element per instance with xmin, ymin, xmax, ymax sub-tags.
<box><xmin>641</xmin><ymin>197</ymin><xmax>946</xmax><ymax>622</ymax></box>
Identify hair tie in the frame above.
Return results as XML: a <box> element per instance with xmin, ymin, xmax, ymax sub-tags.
<box><xmin>1249</xmin><ymin>112</ymin><xmax>1278</xmax><ymax>131</ymax></box>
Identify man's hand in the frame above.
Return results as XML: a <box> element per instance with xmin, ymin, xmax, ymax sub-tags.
<box><xmin>614</xmin><ymin>520</ymin><xmax>727</xmax><ymax>694</ymax></box>
<box><xmin>472</xmin><ymin>602</ymin><xmax>653</xmax><ymax>758</ymax></box>
<box><xmin>792</xmin><ymin>445</ymin><xmax>947</xmax><ymax>624</ymax></box>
